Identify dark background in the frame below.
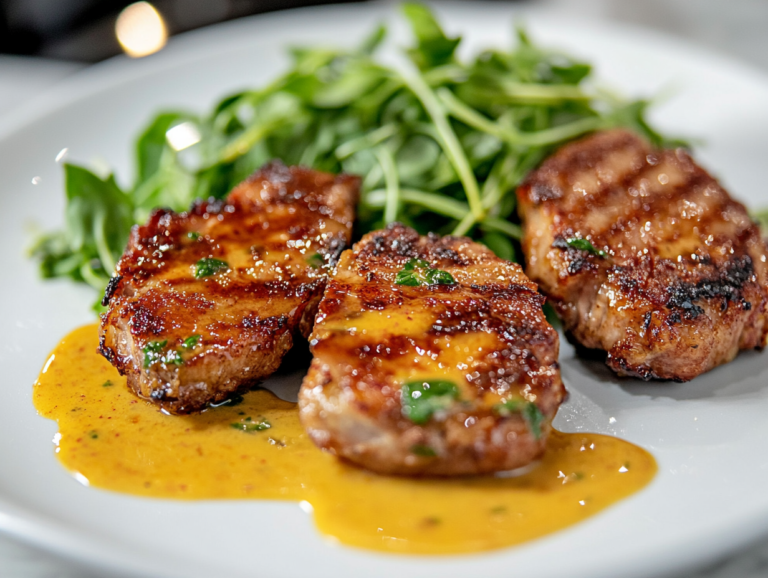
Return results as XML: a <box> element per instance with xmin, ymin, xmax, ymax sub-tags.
<box><xmin>2</xmin><ymin>0</ymin><xmax>766</xmax><ymax>75</ymax></box>
<box><xmin>0</xmin><ymin>0</ymin><xmax>370</xmax><ymax>62</ymax></box>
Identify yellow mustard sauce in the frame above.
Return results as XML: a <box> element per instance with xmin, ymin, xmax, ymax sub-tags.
<box><xmin>34</xmin><ymin>324</ymin><xmax>657</xmax><ymax>555</ymax></box>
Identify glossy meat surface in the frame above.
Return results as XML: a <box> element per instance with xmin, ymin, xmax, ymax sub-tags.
<box><xmin>299</xmin><ymin>224</ymin><xmax>565</xmax><ymax>476</ymax></box>
<box><xmin>517</xmin><ymin>129</ymin><xmax>768</xmax><ymax>381</ymax></box>
<box><xmin>99</xmin><ymin>162</ymin><xmax>358</xmax><ymax>413</ymax></box>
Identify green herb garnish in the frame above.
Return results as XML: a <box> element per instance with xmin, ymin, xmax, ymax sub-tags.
<box><xmin>493</xmin><ymin>398</ymin><xmax>545</xmax><ymax>440</ymax></box>
<box><xmin>182</xmin><ymin>334</ymin><xmax>201</xmax><ymax>349</ymax></box>
<box><xmin>187</xmin><ymin>231</ymin><xmax>201</xmax><ymax>240</ymax></box>
<box><xmin>142</xmin><ymin>340</ymin><xmax>168</xmax><ymax>368</ymax></box>
<box><xmin>230</xmin><ymin>418</ymin><xmax>271</xmax><ymax>433</ymax></box>
<box><xmin>401</xmin><ymin>379</ymin><xmax>459</xmax><ymax>424</ymax></box>
<box><xmin>102</xmin><ymin>380</ymin><xmax>113</xmax><ymax>387</ymax></box>
<box><xmin>306</xmin><ymin>253</ymin><xmax>325</xmax><ymax>269</ymax></box>
<box><xmin>411</xmin><ymin>444</ymin><xmax>437</xmax><ymax>457</ymax></box>
<box><xmin>565</xmin><ymin>238</ymin><xmax>607</xmax><ymax>258</ymax></box>
<box><xmin>88</xmin><ymin>430</ymin><xmax>99</xmax><ymax>439</ymax></box>
<box><xmin>142</xmin><ymin>339</ymin><xmax>185</xmax><ymax>367</ymax></box>
<box><xmin>163</xmin><ymin>350</ymin><xmax>184</xmax><ymax>366</ymax></box>
<box><xmin>31</xmin><ymin>3</ymin><xmax>677</xmax><ymax>313</ymax></box>
<box><xmin>395</xmin><ymin>258</ymin><xmax>455</xmax><ymax>287</ymax></box>
<box><xmin>194</xmin><ymin>258</ymin><xmax>229</xmax><ymax>278</ymax></box>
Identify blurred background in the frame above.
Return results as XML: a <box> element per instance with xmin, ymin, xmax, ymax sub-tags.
<box><xmin>0</xmin><ymin>0</ymin><xmax>767</xmax><ymax>70</ymax></box>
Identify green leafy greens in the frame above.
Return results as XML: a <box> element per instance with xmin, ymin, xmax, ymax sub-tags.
<box><xmin>395</xmin><ymin>258</ymin><xmax>455</xmax><ymax>286</ymax></box>
<box><xmin>31</xmin><ymin>3</ymin><xmax>675</xmax><ymax>309</ymax></box>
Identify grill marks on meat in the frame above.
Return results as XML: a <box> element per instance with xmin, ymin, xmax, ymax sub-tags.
<box><xmin>299</xmin><ymin>224</ymin><xmax>565</xmax><ymax>476</ymax></box>
<box><xmin>99</xmin><ymin>162</ymin><xmax>358</xmax><ymax>413</ymax></box>
<box><xmin>517</xmin><ymin>129</ymin><xmax>768</xmax><ymax>381</ymax></box>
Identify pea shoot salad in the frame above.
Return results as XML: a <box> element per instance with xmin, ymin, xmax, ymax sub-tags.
<box><xmin>30</xmin><ymin>2</ymin><xmax>676</xmax><ymax>312</ymax></box>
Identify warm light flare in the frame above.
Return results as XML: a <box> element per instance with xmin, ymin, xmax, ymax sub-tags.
<box><xmin>115</xmin><ymin>2</ymin><xmax>168</xmax><ymax>58</ymax></box>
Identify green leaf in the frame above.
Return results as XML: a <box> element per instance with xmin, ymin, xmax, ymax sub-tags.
<box><xmin>142</xmin><ymin>340</ymin><xmax>168</xmax><ymax>368</ymax></box>
<box><xmin>402</xmin><ymin>2</ymin><xmax>461</xmax><ymax>69</ymax></box>
<box><xmin>194</xmin><ymin>258</ymin><xmax>229</xmax><ymax>278</ymax></box>
<box><xmin>64</xmin><ymin>164</ymin><xmax>133</xmax><ymax>274</ymax></box>
<box><xmin>305</xmin><ymin>253</ymin><xmax>325</xmax><ymax>269</ymax></box>
<box><xmin>493</xmin><ymin>398</ymin><xmax>545</xmax><ymax>440</ymax></box>
<box><xmin>401</xmin><ymin>379</ymin><xmax>460</xmax><ymax>424</ymax></box>
<box><xmin>564</xmin><ymin>237</ymin><xmax>607</xmax><ymax>257</ymax></box>
<box><xmin>164</xmin><ymin>350</ymin><xmax>184</xmax><ymax>366</ymax></box>
<box><xmin>523</xmin><ymin>402</ymin><xmax>545</xmax><ymax>440</ymax></box>
<box><xmin>182</xmin><ymin>335</ymin><xmax>201</xmax><ymax>349</ymax></box>
<box><xmin>230</xmin><ymin>418</ymin><xmax>271</xmax><ymax>432</ymax></box>
<box><xmin>395</xmin><ymin>258</ymin><xmax>456</xmax><ymax>286</ymax></box>
<box><xmin>411</xmin><ymin>444</ymin><xmax>437</xmax><ymax>457</ymax></box>
<box><xmin>135</xmin><ymin>112</ymin><xmax>192</xmax><ymax>183</ymax></box>
<box><xmin>359</xmin><ymin>23</ymin><xmax>387</xmax><ymax>55</ymax></box>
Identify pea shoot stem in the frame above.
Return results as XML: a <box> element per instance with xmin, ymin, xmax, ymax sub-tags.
<box><xmin>366</xmin><ymin>188</ymin><xmax>468</xmax><ymax>220</ymax></box>
<box><xmin>400</xmin><ymin>66</ymin><xmax>484</xmax><ymax>221</ymax></box>
<box><xmin>375</xmin><ymin>147</ymin><xmax>401</xmax><ymax>224</ymax></box>
<box><xmin>438</xmin><ymin>88</ymin><xmax>603</xmax><ymax>147</ymax></box>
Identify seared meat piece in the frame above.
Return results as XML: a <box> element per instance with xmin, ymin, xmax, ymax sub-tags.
<box><xmin>517</xmin><ymin>129</ymin><xmax>768</xmax><ymax>381</ymax></box>
<box><xmin>99</xmin><ymin>162</ymin><xmax>358</xmax><ymax>413</ymax></box>
<box><xmin>299</xmin><ymin>223</ymin><xmax>565</xmax><ymax>476</ymax></box>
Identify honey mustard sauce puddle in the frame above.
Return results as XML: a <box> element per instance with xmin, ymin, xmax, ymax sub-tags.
<box><xmin>34</xmin><ymin>324</ymin><xmax>656</xmax><ymax>554</ymax></box>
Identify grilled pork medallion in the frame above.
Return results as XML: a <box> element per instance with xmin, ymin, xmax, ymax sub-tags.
<box><xmin>99</xmin><ymin>162</ymin><xmax>359</xmax><ymax>413</ymax></box>
<box><xmin>299</xmin><ymin>224</ymin><xmax>565</xmax><ymax>476</ymax></box>
<box><xmin>517</xmin><ymin>129</ymin><xmax>768</xmax><ymax>381</ymax></box>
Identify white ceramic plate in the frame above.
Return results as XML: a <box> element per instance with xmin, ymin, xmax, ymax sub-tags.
<box><xmin>2</xmin><ymin>3</ymin><xmax>768</xmax><ymax>578</ymax></box>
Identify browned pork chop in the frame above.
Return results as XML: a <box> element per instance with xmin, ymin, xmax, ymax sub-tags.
<box><xmin>299</xmin><ymin>223</ymin><xmax>565</xmax><ymax>476</ymax></box>
<box><xmin>99</xmin><ymin>162</ymin><xmax>358</xmax><ymax>413</ymax></box>
<box><xmin>517</xmin><ymin>129</ymin><xmax>768</xmax><ymax>381</ymax></box>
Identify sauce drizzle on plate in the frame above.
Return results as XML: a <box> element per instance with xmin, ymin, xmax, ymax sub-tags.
<box><xmin>34</xmin><ymin>324</ymin><xmax>656</xmax><ymax>554</ymax></box>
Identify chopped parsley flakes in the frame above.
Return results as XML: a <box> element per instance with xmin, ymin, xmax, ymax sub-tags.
<box><xmin>194</xmin><ymin>257</ymin><xmax>229</xmax><ymax>278</ymax></box>
<box><xmin>565</xmin><ymin>238</ymin><xmax>607</xmax><ymax>258</ymax></box>
<box><xmin>401</xmin><ymin>379</ymin><xmax>459</xmax><ymax>424</ymax></box>
<box><xmin>493</xmin><ymin>398</ymin><xmax>545</xmax><ymax>440</ymax></box>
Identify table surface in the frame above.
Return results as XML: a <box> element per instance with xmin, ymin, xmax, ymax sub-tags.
<box><xmin>2</xmin><ymin>1</ymin><xmax>768</xmax><ymax>576</ymax></box>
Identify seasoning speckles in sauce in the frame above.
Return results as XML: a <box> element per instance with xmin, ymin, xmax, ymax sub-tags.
<box><xmin>34</xmin><ymin>324</ymin><xmax>656</xmax><ymax>554</ymax></box>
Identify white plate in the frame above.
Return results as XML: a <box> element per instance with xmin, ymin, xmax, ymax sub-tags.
<box><xmin>2</xmin><ymin>2</ymin><xmax>768</xmax><ymax>578</ymax></box>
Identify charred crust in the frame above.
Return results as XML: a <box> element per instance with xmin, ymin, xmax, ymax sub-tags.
<box><xmin>528</xmin><ymin>182</ymin><xmax>562</xmax><ymax>203</ymax></box>
<box><xmin>607</xmin><ymin>354</ymin><xmax>658</xmax><ymax>381</ymax></box>
<box><xmin>326</xmin><ymin>236</ymin><xmax>348</xmax><ymax>264</ymax></box>
<box><xmin>666</xmin><ymin>255</ymin><xmax>754</xmax><ymax>318</ymax></box>
<box><xmin>190</xmin><ymin>198</ymin><xmax>225</xmax><ymax>216</ymax></box>
<box><xmin>97</xmin><ymin>333</ymin><xmax>116</xmax><ymax>365</ymax></box>
<box><xmin>101</xmin><ymin>275</ymin><xmax>123</xmax><ymax>307</ymax></box>
<box><xmin>551</xmin><ymin>235</ymin><xmax>597</xmax><ymax>275</ymax></box>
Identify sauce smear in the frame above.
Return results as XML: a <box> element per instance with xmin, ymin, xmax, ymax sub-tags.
<box><xmin>34</xmin><ymin>324</ymin><xmax>656</xmax><ymax>554</ymax></box>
